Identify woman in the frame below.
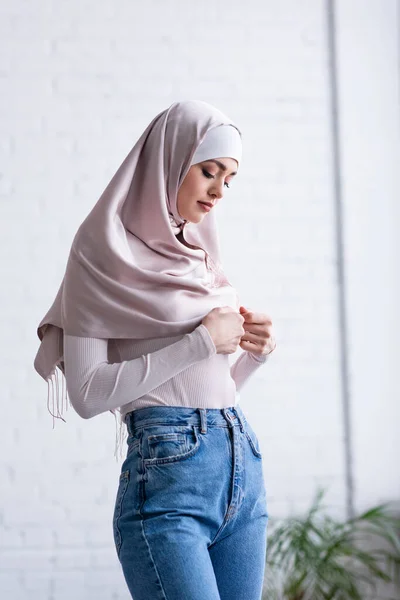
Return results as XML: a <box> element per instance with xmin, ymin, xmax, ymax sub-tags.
<box><xmin>34</xmin><ymin>100</ymin><xmax>276</xmax><ymax>600</ymax></box>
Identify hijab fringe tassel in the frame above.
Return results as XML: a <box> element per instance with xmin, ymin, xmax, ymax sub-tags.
<box><xmin>46</xmin><ymin>363</ymin><xmax>128</xmax><ymax>461</ymax></box>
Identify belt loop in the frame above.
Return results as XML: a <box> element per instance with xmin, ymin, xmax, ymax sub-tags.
<box><xmin>199</xmin><ymin>408</ymin><xmax>207</xmax><ymax>434</ymax></box>
<box><xmin>233</xmin><ymin>407</ymin><xmax>245</xmax><ymax>433</ymax></box>
<box><xmin>223</xmin><ymin>408</ymin><xmax>234</xmax><ymax>428</ymax></box>
<box><xmin>126</xmin><ymin>412</ymin><xmax>133</xmax><ymax>436</ymax></box>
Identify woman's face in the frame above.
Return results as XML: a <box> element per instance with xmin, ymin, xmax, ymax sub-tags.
<box><xmin>176</xmin><ymin>157</ymin><xmax>238</xmax><ymax>224</ymax></box>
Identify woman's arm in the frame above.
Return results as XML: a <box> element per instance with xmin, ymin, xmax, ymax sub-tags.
<box><xmin>230</xmin><ymin>350</ymin><xmax>270</xmax><ymax>392</ymax></box>
<box><xmin>64</xmin><ymin>324</ymin><xmax>216</xmax><ymax>419</ymax></box>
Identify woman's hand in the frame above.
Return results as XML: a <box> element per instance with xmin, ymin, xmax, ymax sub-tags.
<box><xmin>238</xmin><ymin>306</ymin><xmax>276</xmax><ymax>356</ymax></box>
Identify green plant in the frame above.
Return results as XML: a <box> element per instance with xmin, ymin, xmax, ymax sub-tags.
<box><xmin>263</xmin><ymin>489</ymin><xmax>400</xmax><ymax>600</ymax></box>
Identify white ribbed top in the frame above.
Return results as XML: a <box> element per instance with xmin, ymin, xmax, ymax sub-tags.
<box><xmin>63</xmin><ymin>324</ymin><xmax>269</xmax><ymax>421</ymax></box>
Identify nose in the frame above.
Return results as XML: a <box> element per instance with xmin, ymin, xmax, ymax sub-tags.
<box><xmin>209</xmin><ymin>182</ymin><xmax>224</xmax><ymax>201</ymax></box>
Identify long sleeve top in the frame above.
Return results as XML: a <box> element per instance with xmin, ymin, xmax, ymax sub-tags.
<box><xmin>63</xmin><ymin>324</ymin><xmax>270</xmax><ymax>422</ymax></box>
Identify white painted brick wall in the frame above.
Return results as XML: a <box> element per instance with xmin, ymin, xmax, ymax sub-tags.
<box><xmin>1</xmin><ymin>0</ymin><xmax>398</xmax><ymax>598</ymax></box>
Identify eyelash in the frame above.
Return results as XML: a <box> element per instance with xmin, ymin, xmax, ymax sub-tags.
<box><xmin>202</xmin><ymin>168</ymin><xmax>230</xmax><ymax>188</ymax></box>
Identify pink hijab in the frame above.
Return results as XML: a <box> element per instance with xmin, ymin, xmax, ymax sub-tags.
<box><xmin>34</xmin><ymin>100</ymin><xmax>242</xmax><ymax>430</ymax></box>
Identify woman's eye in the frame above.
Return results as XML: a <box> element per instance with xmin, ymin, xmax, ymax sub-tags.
<box><xmin>202</xmin><ymin>168</ymin><xmax>231</xmax><ymax>188</ymax></box>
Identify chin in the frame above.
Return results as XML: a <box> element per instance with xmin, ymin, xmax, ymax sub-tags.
<box><xmin>185</xmin><ymin>213</ymin><xmax>204</xmax><ymax>225</ymax></box>
<box><xmin>192</xmin><ymin>216</ymin><xmax>205</xmax><ymax>225</ymax></box>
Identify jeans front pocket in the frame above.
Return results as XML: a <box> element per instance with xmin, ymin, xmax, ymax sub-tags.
<box><xmin>142</xmin><ymin>425</ymin><xmax>201</xmax><ymax>466</ymax></box>
<box><xmin>112</xmin><ymin>469</ymin><xmax>130</xmax><ymax>559</ymax></box>
<box><xmin>148</xmin><ymin>432</ymin><xmax>187</xmax><ymax>459</ymax></box>
<box><xmin>244</xmin><ymin>420</ymin><xmax>263</xmax><ymax>459</ymax></box>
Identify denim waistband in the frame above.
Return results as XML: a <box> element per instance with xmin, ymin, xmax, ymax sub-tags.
<box><xmin>125</xmin><ymin>404</ymin><xmax>247</xmax><ymax>436</ymax></box>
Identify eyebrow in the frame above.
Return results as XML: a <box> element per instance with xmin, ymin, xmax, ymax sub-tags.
<box><xmin>204</xmin><ymin>159</ymin><xmax>237</xmax><ymax>176</ymax></box>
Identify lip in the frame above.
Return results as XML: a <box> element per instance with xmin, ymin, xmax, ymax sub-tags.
<box><xmin>197</xmin><ymin>201</ymin><xmax>213</xmax><ymax>212</ymax></box>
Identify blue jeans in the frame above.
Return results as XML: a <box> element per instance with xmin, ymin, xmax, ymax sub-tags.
<box><xmin>112</xmin><ymin>404</ymin><xmax>268</xmax><ymax>599</ymax></box>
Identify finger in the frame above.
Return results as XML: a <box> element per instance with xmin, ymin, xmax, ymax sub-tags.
<box><xmin>241</xmin><ymin>332</ymin><xmax>263</xmax><ymax>344</ymax></box>
<box><xmin>242</xmin><ymin>323</ymin><xmax>272</xmax><ymax>336</ymax></box>
<box><xmin>239</xmin><ymin>305</ymin><xmax>251</xmax><ymax>312</ymax></box>
<box><xmin>239</xmin><ymin>339</ymin><xmax>262</xmax><ymax>353</ymax></box>
<box><xmin>241</xmin><ymin>311</ymin><xmax>272</xmax><ymax>325</ymax></box>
